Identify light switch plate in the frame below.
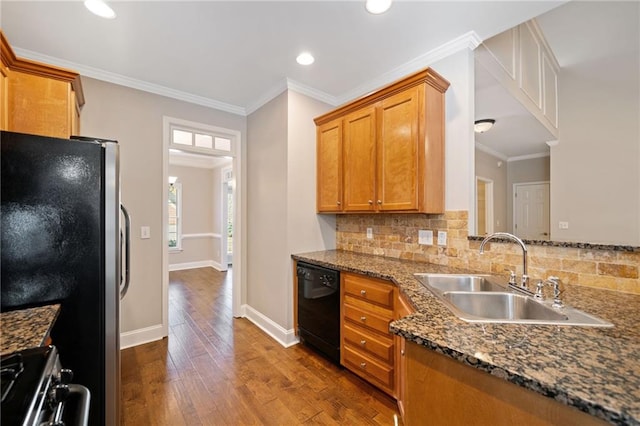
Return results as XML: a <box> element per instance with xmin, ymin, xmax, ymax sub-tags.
<box><xmin>559</xmin><ymin>221</ymin><xmax>569</xmax><ymax>229</ymax></box>
<box><xmin>141</xmin><ymin>226</ymin><xmax>151</xmax><ymax>239</ymax></box>
<box><xmin>437</xmin><ymin>231</ymin><xmax>447</xmax><ymax>246</ymax></box>
<box><xmin>418</xmin><ymin>230</ymin><xmax>433</xmax><ymax>245</ymax></box>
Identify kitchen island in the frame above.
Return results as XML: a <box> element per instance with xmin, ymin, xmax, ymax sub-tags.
<box><xmin>292</xmin><ymin>250</ymin><xmax>640</xmax><ymax>425</ymax></box>
<box><xmin>0</xmin><ymin>304</ymin><xmax>60</xmax><ymax>355</ymax></box>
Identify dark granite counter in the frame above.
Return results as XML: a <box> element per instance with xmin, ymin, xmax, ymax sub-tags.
<box><xmin>292</xmin><ymin>250</ymin><xmax>640</xmax><ymax>425</ymax></box>
<box><xmin>0</xmin><ymin>304</ymin><xmax>60</xmax><ymax>355</ymax></box>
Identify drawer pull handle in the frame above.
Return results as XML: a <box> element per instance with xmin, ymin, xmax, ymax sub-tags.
<box><xmin>360</xmin><ymin>340</ymin><xmax>366</xmax><ymax>346</ymax></box>
<box><xmin>360</xmin><ymin>316</ymin><xmax>367</xmax><ymax>322</ymax></box>
<box><xmin>360</xmin><ymin>290</ymin><xmax>367</xmax><ymax>296</ymax></box>
<box><xmin>360</xmin><ymin>362</ymin><xmax>367</xmax><ymax>369</ymax></box>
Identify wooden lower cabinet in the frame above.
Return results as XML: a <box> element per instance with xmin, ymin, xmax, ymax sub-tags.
<box><xmin>340</xmin><ymin>272</ymin><xmax>399</xmax><ymax>397</ymax></box>
<box><xmin>403</xmin><ymin>340</ymin><xmax>607</xmax><ymax>426</ymax></box>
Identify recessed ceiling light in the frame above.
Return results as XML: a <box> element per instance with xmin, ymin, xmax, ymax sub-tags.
<box><xmin>84</xmin><ymin>0</ymin><xmax>116</xmax><ymax>19</ymax></box>
<box><xmin>366</xmin><ymin>0</ymin><xmax>393</xmax><ymax>14</ymax></box>
<box><xmin>296</xmin><ymin>52</ymin><xmax>315</xmax><ymax>66</ymax></box>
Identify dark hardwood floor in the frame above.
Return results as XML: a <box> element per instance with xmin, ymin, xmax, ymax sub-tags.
<box><xmin>120</xmin><ymin>267</ymin><xmax>402</xmax><ymax>425</ymax></box>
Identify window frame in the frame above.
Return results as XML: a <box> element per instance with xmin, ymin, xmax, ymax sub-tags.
<box><xmin>168</xmin><ymin>181</ymin><xmax>182</xmax><ymax>252</ymax></box>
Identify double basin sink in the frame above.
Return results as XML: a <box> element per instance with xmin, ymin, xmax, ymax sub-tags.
<box><xmin>415</xmin><ymin>274</ymin><xmax>613</xmax><ymax>327</ymax></box>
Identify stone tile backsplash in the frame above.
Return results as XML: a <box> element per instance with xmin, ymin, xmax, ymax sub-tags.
<box><xmin>336</xmin><ymin>211</ymin><xmax>640</xmax><ymax>294</ymax></box>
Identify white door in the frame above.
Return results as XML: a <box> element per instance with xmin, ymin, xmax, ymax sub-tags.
<box><xmin>514</xmin><ymin>182</ymin><xmax>550</xmax><ymax>240</ymax></box>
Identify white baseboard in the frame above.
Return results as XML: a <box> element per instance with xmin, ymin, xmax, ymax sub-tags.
<box><xmin>169</xmin><ymin>260</ymin><xmax>225</xmax><ymax>272</ymax></box>
<box><xmin>120</xmin><ymin>324</ymin><xmax>166</xmax><ymax>349</ymax></box>
<box><xmin>242</xmin><ymin>304</ymin><xmax>299</xmax><ymax>348</ymax></box>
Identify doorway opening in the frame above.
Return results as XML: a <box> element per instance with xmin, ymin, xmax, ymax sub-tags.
<box><xmin>476</xmin><ymin>176</ymin><xmax>494</xmax><ymax>235</ymax></box>
<box><xmin>162</xmin><ymin>116</ymin><xmax>243</xmax><ymax>340</ymax></box>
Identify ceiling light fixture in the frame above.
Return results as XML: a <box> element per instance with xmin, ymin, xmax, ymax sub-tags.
<box><xmin>296</xmin><ymin>52</ymin><xmax>315</xmax><ymax>66</ymax></box>
<box><xmin>366</xmin><ymin>0</ymin><xmax>393</xmax><ymax>14</ymax></box>
<box><xmin>84</xmin><ymin>0</ymin><xmax>116</xmax><ymax>19</ymax></box>
<box><xmin>474</xmin><ymin>119</ymin><xmax>496</xmax><ymax>133</ymax></box>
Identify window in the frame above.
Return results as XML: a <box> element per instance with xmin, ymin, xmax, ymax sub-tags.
<box><xmin>170</xmin><ymin>128</ymin><xmax>233</xmax><ymax>154</ymax></box>
<box><xmin>168</xmin><ymin>181</ymin><xmax>182</xmax><ymax>250</ymax></box>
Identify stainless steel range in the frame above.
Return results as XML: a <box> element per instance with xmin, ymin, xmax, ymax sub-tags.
<box><xmin>1</xmin><ymin>346</ymin><xmax>90</xmax><ymax>426</ymax></box>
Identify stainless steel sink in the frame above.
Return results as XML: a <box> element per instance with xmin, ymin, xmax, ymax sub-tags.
<box><xmin>415</xmin><ymin>273</ymin><xmax>613</xmax><ymax>327</ymax></box>
<box><xmin>414</xmin><ymin>273</ymin><xmax>505</xmax><ymax>292</ymax></box>
<box><xmin>443</xmin><ymin>292</ymin><xmax>568</xmax><ymax>321</ymax></box>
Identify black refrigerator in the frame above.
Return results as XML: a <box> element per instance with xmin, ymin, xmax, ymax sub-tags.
<box><xmin>0</xmin><ymin>130</ymin><xmax>130</xmax><ymax>426</ymax></box>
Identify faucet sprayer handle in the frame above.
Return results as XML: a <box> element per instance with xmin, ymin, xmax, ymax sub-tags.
<box><xmin>535</xmin><ymin>280</ymin><xmax>545</xmax><ymax>300</ymax></box>
<box><xmin>545</xmin><ymin>276</ymin><xmax>564</xmax><ymax>308</ymax></box>
<box><xmin>504</xmin><ymin>269</ymin><xmax>517</xmax><ymax>285</ymax></box>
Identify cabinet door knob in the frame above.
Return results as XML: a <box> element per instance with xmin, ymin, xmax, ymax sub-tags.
<box><xmin>368</xmin><ymin>200</ymin><xmax>373</xmax><ymax>205</ymax></box>
<box><xmin>360</xmin><ymin>362</ymin><xmax>367</xmax><ymax>369</ymax></box>
<box><xmin>377</xmin><ymin>200</ymin><xmax>382</xmax><ymax>204</ymax></box>
<box><xmin>360</xmin><ymin>340</ymin><xmax>366</xmax><ymax>346</ymax></box>
<box><xmin>360</xmin><ymin>289</ymin><xmax>367</xmax><ymax>296</ymax></box>
<box><xmin>360</xmin><ymin>316</ymin><xmax>367</xmax><ymax>322</ymax></box>
<box><xmin>337</xmin><ymin>201</ymin><xmax>341</xmax><ymax>205</ymax></box>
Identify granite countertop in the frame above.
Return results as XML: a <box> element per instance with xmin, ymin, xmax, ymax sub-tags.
<box><xmin>292</xmin><ymin>250</ymin><xmax>640</xmax><ymax>426</ymax></box>
<box><xmin>0</xmin><ymin>304</ymin><xmax>61</xmax><ymax>355</ymax></box>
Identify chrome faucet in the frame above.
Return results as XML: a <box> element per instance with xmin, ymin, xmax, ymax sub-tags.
<box><xmin>535</xmin><ymin>276</ymin><xmax>564</xmax><ymax>308</ymax></box>
<box><xmin>479</xmin><ymin>232</ymin><xmax>530</xmax><ymax>293</ymax></box>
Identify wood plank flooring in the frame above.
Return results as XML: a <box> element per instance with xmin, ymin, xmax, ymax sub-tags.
<box><xmin>120</xmin><ymin>267</ymin><xmax>402</xmax><ymax>425</ymax></box>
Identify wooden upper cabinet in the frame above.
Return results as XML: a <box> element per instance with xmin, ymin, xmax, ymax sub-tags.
<box><xmin>343</xmin><ymin>105</ymin><xmax>377</xmax><ymax>212</ymax></box>
<box><xmin>378</xmin><ymin>86</ymin><xmax>420</xmax><ymax>211</ymax></box>
<box><xmin>316</xmin><ymin>119</ymin><xmax>343</xmax><ymax>212</ymax></box>
<box><xmin>314</xmin><ymin>67</ymin><xmax>449</xmax><ymax>214</ymax></box>
<box><xmin>1</xmin><ymin>31</ymin><xmax>85</xmax><ymax>139</ymax></box>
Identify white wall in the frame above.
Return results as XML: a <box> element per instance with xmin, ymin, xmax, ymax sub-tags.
<box><xmin>80</xmin><ymin>77</ymin><xmax>246</xmax><ymax>337</ymax></box>
<box><xmin>430</xmin><ymin>49</ymin><xmax>475</xmax><ymax>217</ymax></box>
<box><xmin>550</xmin><ymin>3</ymin><xmax>640</xmax><ymax>245</ymax></box>
<box><xmin>246</xmin><ymin>92</ymin><xmax>290</xmax><ymax>329</ymax></box>
<box><xmin>245</xmin><ymin>89</ymin><xmax>334</xmax><ymax>334</ymax></box>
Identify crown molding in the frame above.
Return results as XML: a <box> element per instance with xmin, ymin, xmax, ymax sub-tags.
<box><xmin>13</xmin><ymin>30</ymin><xmax>481</xmax><ymax>118</ymax></box>
<box><xmin>475</xmin><ymin>142</ymin><xmax>508</xmax><ymax>161</ymax></box>
<box><xmin>12</xmin><ymin>47</ymin><xmax>247</xmax><ymax>116</ymax></box>
<box><xmin>286</xmin><ymin>78</ymin><xmax>340</xmax><ymax>106</ymax></box>
<box><xmin>337</xmin><ymin>31</ymin><xmax>482</xmax><ymax>104</ymax></box>
<box><xmin>507</xmin><ymin>151</ymin><xmax>550</xmax><ymax>162</ymax></box>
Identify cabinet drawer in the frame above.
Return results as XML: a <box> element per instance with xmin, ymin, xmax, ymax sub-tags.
<box><xmin>343</xmin><ymin>322</ymin><xmax>394</xmax><ymax>364</ymax></box>
<box><xmin>344</xmin><ymin>304</ymin><xmax>391</xmax><ymax>336</ymax></box>
<box><xmin>343</xmin><ymin>345</ymin><xmax>394</xmax><ymax>392</ymax></box>
<box><xmin>343</xmin><ymin>274</ymin><xmax>394</xmax><ymax>308</ymax></box>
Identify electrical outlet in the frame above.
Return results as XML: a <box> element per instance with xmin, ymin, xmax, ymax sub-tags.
<box><xmin>418</xmin><ymin>230</ymin><xmax>433</xmax><ymax>245</ymax></box>
<box><xmin>559</xmin><ymin>221</ymin><xmax>569</xmax><ymax>230</ymax></box>
<box><xmin>366</xmin><ymin>227</ymin><xmax>373</xmax><ymax>239</ymax></box>
<box><xmin>141</xmin><ymin>226</ymin><xmax>151</xmax><ymax>239</ymax></box>
<box><xmin>437</xmin><ymin>231</ymin><xmax>447</xmax><ymax>246</ymax></box>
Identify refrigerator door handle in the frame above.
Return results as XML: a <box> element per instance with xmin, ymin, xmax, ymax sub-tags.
<box><xmin>120</xmin><ymin>204</ymin><xmax>131</xmax><ymax>299</ymax></box>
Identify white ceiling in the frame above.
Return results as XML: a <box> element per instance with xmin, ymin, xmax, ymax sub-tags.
<box><xmin>1</xmin><ymin>0</ymin><xmax>562</xmax><ymax>115</ymax></box>
<box><xmin>1</xmin><ymin>1</ymin><xmax>636</xmax><ymax>160</ymax></box>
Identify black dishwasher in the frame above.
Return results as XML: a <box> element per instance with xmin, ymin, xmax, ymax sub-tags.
<box><xmin>296</xmin><ymin>262</ymin><xmax>340</xmax><ymax>364</ymax></box>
